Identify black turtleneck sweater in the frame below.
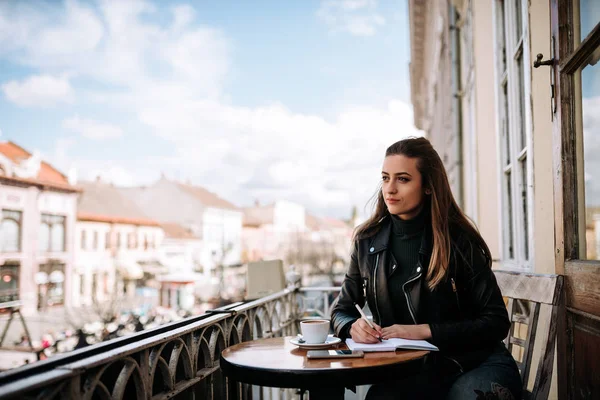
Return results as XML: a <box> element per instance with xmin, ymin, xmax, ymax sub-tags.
<box><xmin>388</xmin><ymin>210</ymin><xmax>426</xmax><ymax>325</ymax></box>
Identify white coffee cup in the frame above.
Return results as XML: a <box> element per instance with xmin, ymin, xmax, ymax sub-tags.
<box><xmin>300</xmin><ymin>319</ymin><xmax>330</xmax><ymax>344</ymax></box>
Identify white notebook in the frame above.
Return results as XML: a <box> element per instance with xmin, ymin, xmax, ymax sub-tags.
<box><xmin>345</xmin><ymin>338</ymin><xmax>439</xmax><ymax>352</ymax></box>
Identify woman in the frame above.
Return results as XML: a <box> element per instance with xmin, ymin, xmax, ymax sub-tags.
<box><xmin>331</xmin><ymin>137</ymin><xmax>522</xmax><ymax>399</ymax></box>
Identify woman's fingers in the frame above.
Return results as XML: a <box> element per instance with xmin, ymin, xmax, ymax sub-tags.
<box><xmin>351</xmin><ymin>319</ymin><xmax>382</xmax><ymax>343</ymax></box>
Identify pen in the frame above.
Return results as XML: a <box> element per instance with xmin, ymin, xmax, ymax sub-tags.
<box><xmin>353</xmin><ymin>303</ymin><xmax>382</xmax><ymax>342</ymax></box>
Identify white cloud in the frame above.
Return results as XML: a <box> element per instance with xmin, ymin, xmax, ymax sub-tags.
<box><xmin>317</xmin><ymin>0</ymin><xmax>385</xmax><ymax>37</ymax></box>
<box><xmin>2</xmin><ymin>74</ymin><xmax>74</xmax><ymax>107</ymax></box>
<box><xmin>138</xmin><ymin>98</ymin><xmax>421</xmax><ymax>216</ymax></box>
<box><xmin>0</xmin><ymin>0</ymin><xmax>419</xmax><ymax>218</ymax></box>
<box><xmin>62</xmin><ymin>116</ymin><xmax>123</xmax><ymax>140</ymax></box>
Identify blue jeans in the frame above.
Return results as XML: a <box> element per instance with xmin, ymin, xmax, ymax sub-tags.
<box><xmin>366</xmin><ymin>344</ymin><xmax>522</xmax><ymax>400</ymax></box>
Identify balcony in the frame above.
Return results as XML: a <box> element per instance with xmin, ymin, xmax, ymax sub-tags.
<box><xmin>0</xmin><ymin>286</ymin><xmax>341</xmax><ymax>400</ymax></box>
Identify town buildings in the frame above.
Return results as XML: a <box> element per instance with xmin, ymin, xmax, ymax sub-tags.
<box><xmin>408</xmin><ymin>0</ymin><xmax>600</xmax><ymax>396</ymax></box>
<box><xmin>157</xmin><ymin>222</ymin><xmax>203</xmax><ymax>309</ymax></box>
<box><xmin>121</xmin><ymin>177</ymin><xmax>243</xmax><ymax>297</ymax></box>
<box><xmin>242</xmin><ymin>200</ymin><xmax>353</xmax><ymax>285</ymax></box>
<box><xmin>74</xmin><ymin>180</ymin><xmax>164</xmax><ymax>307</ymax></box>
<box><xmin>242</xmin><ymin>200</ymin><xmax>306</xmax><ymax>263</ymax></box>
<box><xmin>0</xmin><ymin>141</ymin><xmax>79</xmax><ymax>314</ymax></box>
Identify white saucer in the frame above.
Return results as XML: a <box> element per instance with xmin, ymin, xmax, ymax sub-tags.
<box><xmin>289</xmin><ymin>334</ymin><xmax>342</xmax><ymax>349</ymax></box>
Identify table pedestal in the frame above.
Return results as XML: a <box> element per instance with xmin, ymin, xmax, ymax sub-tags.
<box><xmin>306</xmin><ymin>386</ymin><xmax>345</xmax><ymax>399</ymax></box>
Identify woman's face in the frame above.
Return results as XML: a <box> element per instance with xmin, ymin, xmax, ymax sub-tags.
<box><xmin>381</xmin><ymin>155</ymin><xmax>427</xmax><ymax>220</ymax></box>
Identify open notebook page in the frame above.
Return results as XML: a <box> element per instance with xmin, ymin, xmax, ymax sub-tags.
<box><xmin>345</xmin><ymin>338</ymin><xmax>439</xmax><ymax>352</ymax></box>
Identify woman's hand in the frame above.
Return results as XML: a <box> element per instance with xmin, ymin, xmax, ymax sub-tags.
<box><xmin>380</xmin><ymin>324</ymin><xmax>432</xmax><ymax>340</ymax></box>
<box><xmin>350</xmin><ymin>319</ymin><xmax>383</xmax><ymax>343</ymax></box>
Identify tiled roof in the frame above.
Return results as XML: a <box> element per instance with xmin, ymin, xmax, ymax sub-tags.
<box><xmin>176</xmin><ymin>182</ymin><xmax>238</xmax><ymax>210</ymax></box>
<box><xmin>0</xmin><ymin>141</ymin><xmax>77</xmax><ymax>192</ymax></box>
<box><xmin>305</xmin><ymin>213</ymin><xmax>349</xmax><ymax>231</ymax></box>
<box><xmin>77</xmin><ymin>180</ymin><xmax>159</xmax><ymax>226</ymax></box>
<box><xmin>242</xmin><ymin>204</ymin><xmax>275</xmax><ymax>227</ymax></box>
<box><xmin>161</xmin><ymin>222</ymin><xmax>199</xmax><ymax>239</ymax></box>
<box><xmin>77</xmin><ymin>212</ymin><xmax>160</xmax><ymax>227</ymax></box>
<box><xmin>305</xmin><ymin>213</ymin><xmax>320</xmax><ymax>230</ymax></box>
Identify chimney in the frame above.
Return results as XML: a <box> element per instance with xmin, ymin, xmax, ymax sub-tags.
<box><xmin>67</xmin><ymin>167</ymin><xmax>78</xmax><ymax>185</ymax></box>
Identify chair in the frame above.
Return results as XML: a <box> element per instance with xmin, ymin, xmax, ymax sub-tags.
<box><xmin>494</xmin><ymin>270</ymin><xmax>564</xmax><ymax>400</ymax></box>
<box><xmin>245</xmin><ymin>259</ymin><xmax>286</xmax><ymax>300</ymax></box>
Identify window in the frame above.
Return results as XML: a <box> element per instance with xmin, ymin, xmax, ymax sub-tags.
<box><xmin>117</xmin><ymin>232</ymin><xmax>122</xmax><ymax>249</ymax></box>
<box><xmin>80</xmin><ymin>274</ymin><xmax>85</xmax><ymax>296</ymax></box>
<box><xmin>577</xmin><ymin>7</ymin><xmax>600</xmax><ymax>259</ymax></box>
<box><xmin>494</xmin><ymin>0</ymin><xmax>532</xmax><ymax>268</ymax></box>
<box><xmin>458</xmin><ymin>1</ymin><xmax>478</xmax><ymax>221</ymax></box>
<box><xmin>39</xmin><ymin>214</ymin><xmax>66</xmax><ymax>252</ymax></box>
<box><xmin>105</xmin><ymin>231</ymin><xmax>111</xmax><ymax>250</ymax></box>
<box><xmin>81</xmin><ymin>230</ymin><xmax>87</xmax><ymax>250</ymax></box>
<box><xmin>0</xmin><ymin>263</ymin><xmax>19</xmax><ymax>302</ymax></box>
<box><xmin>37</xmin><ymin>263</ymin><xmax>65</xmax><ymax>309</ymax></box>
<box><xmin>128</xmin><ymin>232</ymin><xmax>137</xmax><ymax>249</ymax></box>
<box><xmin>92</xmin><ymin>231</ymin><xmax>98</xmax><ymax>250</ymax></box>
<box><xmin>1</xmin><ymin>209</ymin><xmax>22</xmax><ymax>252</ymax></box>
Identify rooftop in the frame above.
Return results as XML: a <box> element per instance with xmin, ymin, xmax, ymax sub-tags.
<box><xmin>175</xmin><ymin>181</ymin><xmax>239</xmax><ymax>211</ymax></box>
<box><xmin>77</xmin><ymin>180</ymin><xmax>159</xmax><ymax>226</ymax></box>
<box><xmin>161</xmin><ymin>222</ymin><xmax>200</xmax><ymax>239</ymax></box>
<box><xmin>0</xmin><ymin>141</ymin><xmax>78</xmax><ymax>192</ymax></box>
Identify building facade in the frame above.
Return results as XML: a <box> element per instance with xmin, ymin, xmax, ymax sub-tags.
<box><xmin>122</xmin><ymin>177</ymin><xmax>243</xmax><ymax>278</ymax></box>
<box><xmin>408</xmin><ymin>0</ymin><xmax>600</xmax><ymax>397</ymax></box>
<box><xmin>74</xmin><ymin>181</ymin><xmax>164</xmax><ymax>307</ymax></box>
<box><xmin>0</xmin><ymin>141</ymin><xmax>78</xmax><ymax>314</ymax></box>
<box><xmin>242</xmin><ymin>200</ymin><xmax>306</xmax><ymax>263</ymax></box>
<box><xmin>157</xmin><ymin>223</ymin><xmax>204</xmax><ymax>308</ymax></box>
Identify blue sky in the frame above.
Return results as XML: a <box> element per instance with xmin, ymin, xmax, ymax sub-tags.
<box><xmin>0</xmin><ymin>0</ymin><xmax>418</xmax><ymax>218</ymax></box>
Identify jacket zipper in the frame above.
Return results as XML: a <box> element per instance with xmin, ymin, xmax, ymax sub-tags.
<box><xmin>402</xmin><ymin>272</ymin><xmax>422</xmax><ymax>324</ymax></box>
<box><xmin>451</xmin><ymin>277</ymin><xmax>461</xmax><ymax>314</ymax></box>
<box><xmin>447</xmin><ymin>277</ymin><xmax>464</xmax><ymax>373</ymax></box>
<box><xmin>373</xmin><ymin>253</ymin><xmax>382</xmax><ymax>323</ymax></box>
<box><xmin>445</xmin><ymin>356</ymin><xmax>464</xmax><ymax>374</ymax></box>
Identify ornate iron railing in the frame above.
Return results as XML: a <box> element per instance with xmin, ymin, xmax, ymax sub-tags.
<box><xmin>0</xmin><ymin>286</ymin><xmax>341</xmax><ymax>400</ymax></box>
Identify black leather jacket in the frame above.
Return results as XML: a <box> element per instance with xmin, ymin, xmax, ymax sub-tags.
<box><xmin>331</xmin><ymin>216</ymin><xmax>510</xmax><ymax>372</ymax></box>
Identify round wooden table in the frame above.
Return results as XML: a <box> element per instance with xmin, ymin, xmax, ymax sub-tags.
<box><xmin>220</xmin><ymin>336</ymin><xmax>429</xmax><ymax>399</ymax></box>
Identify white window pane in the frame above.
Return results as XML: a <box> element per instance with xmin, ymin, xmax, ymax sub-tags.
<box><xmin>516</xmin><ymin>52</ymin><xmax>526</xmax><ymax>151</ymax></box>
<box><xmin>50</xmin><ymin>222</ymin><xmax>65</xmax><ymax>252</ymax></box>
<box><xmin>498</xmin><ymin>0</ymin><xmax>507</xmax><ymax>73</ymax></box>
<box><xmin>1</xmin><ymin>219</ymin><xmax>19</xmax><ymax>252</ymax></box>
<box><xmin>520</xmin><ymin>158</ymin><xmax>529</xmax><ymax>261</ymax></box>
<box><xmin>514</xmin><ymin>0</ymin><xmax>522</xmax><ymax>41</ymax></box>
<box><xmin>39</xmin><ymin>223</ymin><xmax>50</xmax><ymax>252</ymax></box>
<box><xmin>505</xmin><ymin>172</ymin><xmax>515</xmax><ymax>259</ymax></box>
<box><xmin>502</xmin><ymin>84</ymin><xmax>511</xmax><ymax>166</ymax></box>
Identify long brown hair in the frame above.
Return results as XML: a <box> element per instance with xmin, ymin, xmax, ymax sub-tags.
<box><xmin>354</xmin><ymin>137</ymin><xmax>491</xmax><ymax>290</ymax></box>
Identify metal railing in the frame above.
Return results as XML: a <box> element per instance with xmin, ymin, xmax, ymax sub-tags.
<box><xmin>297</xmin><ymin>286</ymin><xmax>341</xmax><ymax>320</ymax></box>
<box><xmin>0</xmin><ymin>286</ymin><xmax>340</xmax><ymax>400</ymax></box>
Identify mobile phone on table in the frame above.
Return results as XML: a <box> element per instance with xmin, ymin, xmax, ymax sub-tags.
<box><xmin>306</xmin><ymin>349</ymin><xmax>364</xmax><ymax>359</ymax></box>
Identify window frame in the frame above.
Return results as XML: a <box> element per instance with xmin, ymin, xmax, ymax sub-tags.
<box><xmin>457</xmin><ymin>0</ymin><xmax>479</xmax><ymax>223</ymax></box>
<box><xmin>1</xmin><ymin>209</ymin><xmax>23</xmax><ymax>253</ymax></box>
<box><xmin>40</xmin><ymin>214</ymin><xmax>67</xmax><ymax>253</ymax></box>
<box><xmin>81</xmin><ymin>230</ymin><xmax>87</xmax><ymax>251</ymax></box>
<box><xmin>492</xmin><ymin>0</ymin><xmax>535</xmax><ymax>270</ymax></box>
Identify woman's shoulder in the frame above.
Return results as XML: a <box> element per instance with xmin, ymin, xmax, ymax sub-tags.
<box><xmin>449</xmin><ymin>224</ymin><xmax>491</xmax><ymax>273</ymax></box>
<box><xmin>354</xmin><ymin>215</ymin><xmax>390</xmax><ymax>242</ymax></box>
